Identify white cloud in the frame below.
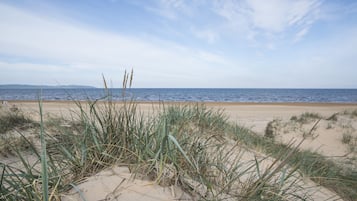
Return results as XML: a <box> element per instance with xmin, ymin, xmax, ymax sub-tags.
<box><xmin>214</xmin><ymin>0</ymin><xmax>322</xmax><ymax>44</ymax></box>
<box><xmin>0</xmin><ymin>3</ymin><xmax>242</xmax><ymax>87</ymax></box>
<box><xmin>246</xmin><ymin>0</ymin><xmax>288</xmax><ymax>32</ymax></box>
<box><xmin>143</xmin><ymin>0</ymin><xmax>322</xmax><ymax>47</ymax></box>
<box><xmin>293</xmin><ymin>26</ymin><xmax>309</xmax><ymax>43</ymax></box>
<box><xmin>191</xmin><ymin>28</ymin><xmax>219</xmax><ymax>43</ymax></box>
<box><xmin>197</xmin><ymin>51</ymin><xmax>227</xmax><ymax>64</ymax></box>
<box><xmin>0</xmin><ymin>61</ymin><xmax>76</xmax><ymax>85</ymax></box>
<box><xmin>145</xmin><ymin>0</ymin><xmax>192</xmax><ymax>20</ymax></box>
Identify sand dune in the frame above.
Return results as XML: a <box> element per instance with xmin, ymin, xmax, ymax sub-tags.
<box><xmin>2</xmin><ymin>101</ymin><xmax>357</xmax><ymax>200</ymax></box>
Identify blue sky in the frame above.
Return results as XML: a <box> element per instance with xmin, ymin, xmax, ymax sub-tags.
<box><xmin>0</xmin><ymin>0</ymin><xmax>356</xmax><ymax>88</ymax></box>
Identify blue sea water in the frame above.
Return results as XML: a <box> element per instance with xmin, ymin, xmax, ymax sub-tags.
<box><xmin>0</xmin><ymin>88</ymin><xmax>357</xmax><ymax>103</ymax></box>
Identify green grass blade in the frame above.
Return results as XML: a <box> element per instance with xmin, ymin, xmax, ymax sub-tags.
<box><xmin>70</xmin><ymin>183</ymin><xmax>88</xmax><ymax>201</ymax></box>
<box><xmin>39</xmin><ymin>96</ymin><xmax>48</xmax><ymax>201</ymax></box>
<box><xmin>254</xmin><ymin>156</ymin><xmax>261</xmax><ymax>179</ymax></box>
<box><xmin>0</xmin><ymin>164</ymin><xmax>5</xmax><ymax>191</ymax></box>
<box><xmin>168</xmin><ymin>134</ymin><xmax>196</xmax><ymax>171</ymax></box>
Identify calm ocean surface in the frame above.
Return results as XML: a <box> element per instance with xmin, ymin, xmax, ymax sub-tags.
<box><xmin>1</xmin><ymin>88</ymin><xmax>357</xmax><ymax>103</ymax></box>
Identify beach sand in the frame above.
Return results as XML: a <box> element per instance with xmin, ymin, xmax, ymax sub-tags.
<box><xmin>9</xmin><ymin>100</ymin><xmax>357</xmax><ymax>133</ymax></box>
<box><xmin>3</xmin><ymin>101</ymin><xmax>357</xmax><ymax>200</ymax></box>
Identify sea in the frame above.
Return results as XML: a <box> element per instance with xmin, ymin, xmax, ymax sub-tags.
<box><xmin>1</xmin><ymin>88</ymin><xmax>357</xmax><ymax>103</ymax></box>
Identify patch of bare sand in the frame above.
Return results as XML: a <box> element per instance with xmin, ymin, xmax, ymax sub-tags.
<box><xmin>62</xmin><ymin>166</ymin><xmax>191</xmax><ymax>201</ymax></box>
<box><xmin>208</xmin><ymin>103</ymin><xmax>357</xmax><ymax>134</ymax></box>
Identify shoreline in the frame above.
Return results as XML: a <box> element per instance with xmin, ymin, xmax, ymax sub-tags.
<box><xmin>5</xmin><ymin>100</ymin><xmax>357</xmax><ymax>106</ymax></box>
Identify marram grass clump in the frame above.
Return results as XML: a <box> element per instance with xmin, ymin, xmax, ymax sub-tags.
<box><xmin>0</xmin><ymin>108</ymin><xmax>36</xmax><ymax>134</ymax></box>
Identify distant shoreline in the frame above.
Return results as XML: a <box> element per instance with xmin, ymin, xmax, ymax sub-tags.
<box><xmin>5</xmin><ymin>100</ymin><xmax>357</xmax><ymax>106</ymax></box>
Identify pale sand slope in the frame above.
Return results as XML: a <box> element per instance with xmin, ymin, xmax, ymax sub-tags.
<box><xmin>4</xmin><ymin>101</ymin><xmax>357</xmax><ymax>200</ymax></box>
<box><xmin>62</xmin><ymin>166</ymin><xmax>191</xmax><ymax>201</ymax></box>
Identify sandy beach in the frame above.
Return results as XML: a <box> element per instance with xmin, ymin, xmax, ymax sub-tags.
<box><xmin>2</xmin><ymin>100</ymin><xmax>357</xmax><ymax>200</ymax></box>
<box><xmin>9</xmin><ymin>100</ymin><xmax>357</xmax><ymax>133</ymax></box>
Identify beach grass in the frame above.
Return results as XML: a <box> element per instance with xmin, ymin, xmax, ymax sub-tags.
<box><xmin>290</xmin><ymin>112</ymin><xmax>322</xmax><ymax>124</ymax></box>
<box><xmin>0</xmin><ymin>107</ymin><xmax>35</xmax><ymax>134</ymax></box>
<box><xmin>0</xmin><ymin>107</ymin><xmax>38</xmax><ymax>157</ymax></box>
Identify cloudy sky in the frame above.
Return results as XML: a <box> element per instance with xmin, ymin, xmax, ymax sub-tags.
<box><xmin>0</xmin><ymin>0</ymin><xmax>356</xmax><ymax>88</ymax></box>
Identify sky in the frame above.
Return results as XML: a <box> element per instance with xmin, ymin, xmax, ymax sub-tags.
<box><xmin>0</xmin><ymin>0</ymin><xmax>356</xmax><ymax>88</ymax></box>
